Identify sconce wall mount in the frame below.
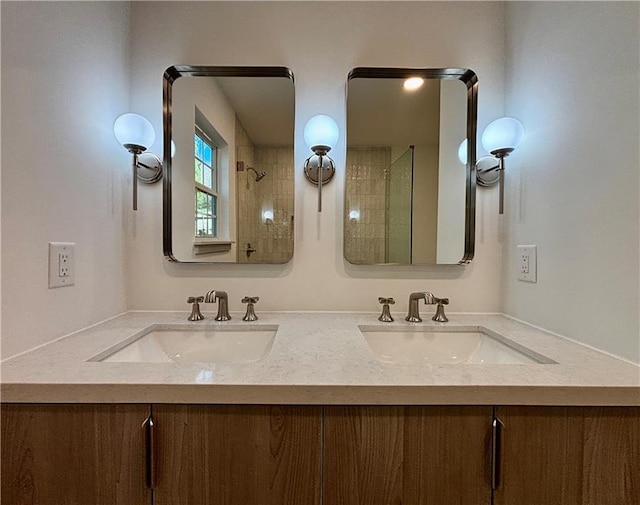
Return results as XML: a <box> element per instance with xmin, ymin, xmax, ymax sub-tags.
<box><xmin>113</xmin><ymin>112</ymin><xmax>163</xmax><ymax>211</ymax></box>
<box><xmin>303</xmin><ymin>114</ymin><xmax>339</xmax><ymax>212</ymax></box>
<box><xmin>459</xmin><ymin>117</ymin><xmax>524</xmax><ymax>214</ymax></box>
<box><xmin>481</xmin><ymin>117</ymin><xmax>524</xmax><ymax>214</ymax></box>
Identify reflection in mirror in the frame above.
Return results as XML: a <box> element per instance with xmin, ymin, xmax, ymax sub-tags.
<box><xmin>163</xmin><ymin>67</ymin><xmax>295</xmax><ymax>263</ymax></box>
<box><xmin>344</xmin><ymin>68</ymin><xmax>477</xmax><ymax>265</ymax></box>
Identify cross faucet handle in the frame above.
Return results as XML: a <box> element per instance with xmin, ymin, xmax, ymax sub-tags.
<box><xmin>377</xmin><ymin>297</ymin><xmax>395</xmax><ymax>322</ymax></box>
<box><xmin>187</xmin><ymin>296</ymin><xmax>205</xmax><ymax>321</ymax></box>
<box><xmin>432</xmin><ymin>297</ymin><xmax>449</xmax><ymax>322</ymax></box>
<box><xmin>241</xmin><ymin>296</ymin><xmax>259</xmax><ymax>321</ymax></box>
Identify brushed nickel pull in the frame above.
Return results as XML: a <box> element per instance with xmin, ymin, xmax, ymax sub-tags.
<box><xmin>491</xmin><ymin>416</ymin><xmax>504</xmax><ymax>490</ymax></box>
<box><xmin>142</xmin><ymin>415</ymin><xmax>156</xmax><ymax>489</ymax></box>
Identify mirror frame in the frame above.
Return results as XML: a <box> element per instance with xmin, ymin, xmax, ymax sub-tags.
<box><xmin>162</xmin><ymin>65</ymin><xmax>295</xmax><ymax>263</ymax></box>
<box><xmin>345</xmin><ymin>67</ymin><xmax>478</xmax><ymax>265</ymax></box>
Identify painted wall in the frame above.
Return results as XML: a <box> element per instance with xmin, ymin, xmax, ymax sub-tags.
<box><xmin>128</xmin><ymin>1</ymin><xmax>506</xmax><ymax>315</ymax></box>
<box><xmin>502</xmin><ymin>2</ymin><xmax>640</xmax><ymax>363</ymax></box>
<box><xmin>1</xmin><ymin>2</ymin><xmax>131</xmax><ymax>358</ymax></box>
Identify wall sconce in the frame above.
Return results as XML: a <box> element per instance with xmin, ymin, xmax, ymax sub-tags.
<box><xmin>262</xmin><ymin>209</ymin><xmax>274</xmax><ymax>224</ymax></box>
<box><xmin>481</xmin><ymin>117</ymin><xmax>524</xmax><ymax>214</ymax></box>
<box><xmin>113</xmin><ymin>113</ymin><xmax>163</xmax><ymax>210</ymax></box>
<box><xmin>303</xmin><ymin>114</ymin><xmax>339</xmax><ymax>212</ymax></box>
<box><xmin>349</xmin><ymin>210</ymin><xmax>360</xmax><ymax>222</ymax></box>
<box><xmin>458</xmin><ymin>117</ymin><xmax>524</xmax><ymax>214</ymax></box>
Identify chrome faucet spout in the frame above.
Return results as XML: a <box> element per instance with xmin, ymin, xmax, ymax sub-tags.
<box><xmin>406</xmin><ymin>292</ymin><xmax>434</xmax><ymax>322</ymax></box>
<box><xmin>405</xmin><ymin>291</ymin><xmax>449</xmax><ymax>323</ymax></box>
<box><xmin>204</xmin><ymin>290</ymin><xmax>231</xmax><ymax>321</ymax></box>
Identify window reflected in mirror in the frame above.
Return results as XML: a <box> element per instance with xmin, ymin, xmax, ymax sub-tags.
<box><xmin>164</xmin><ymin>67</ymin><xmax>295</xmax><ymax>263</ymax></box>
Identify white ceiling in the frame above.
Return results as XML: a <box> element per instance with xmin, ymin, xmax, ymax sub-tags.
<box><xmin>216</xmin><ymin>76</ymin><xmax>294</xmax><ymax>147</ymax></box>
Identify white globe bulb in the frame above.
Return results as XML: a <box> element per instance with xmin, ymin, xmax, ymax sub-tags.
<box><xmin>458</xmin><ymin>139</ymin><xmax>468</xmax><ymax>165</ymax></box>
<box><xmin>113</xmin><ymin>113</ymin><xmax>155</xmax><ymax>151</ymax></box>
<box><xmin>481</xmin><ymin>117</ymin><xmax>524</xmax><ymax>154</ymax></box>
<box><xmin>303</xmin><ymin>115</ymin><xmax>339</xmax><ymax>150</ymax></box>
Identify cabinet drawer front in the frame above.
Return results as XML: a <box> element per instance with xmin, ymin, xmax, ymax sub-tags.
<box><xmin>153</xmin><ymin>405</ymin><xmax>322</xmax><ymax>505</ymax></box>
<box><xmin>324</xmin><ymin>406</ymin><xmax>492</xmax><ymax>505</ymax></box>
<box><xmin>1</xmin><ymin>404</ymin><xmax>150</xmax><ymax>505</ymax></box>
<box><xmin>494</xmin><ymin>406</ymin><xmax>640</xmax><ymax>505</ymax></box>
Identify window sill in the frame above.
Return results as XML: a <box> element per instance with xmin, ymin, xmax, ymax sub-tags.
<box><xmin>193</xmin><ymin>240</ymin><xmax>234</xmax><ymax>255</ymax></box>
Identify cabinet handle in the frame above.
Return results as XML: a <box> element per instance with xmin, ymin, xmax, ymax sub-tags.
<box><xmin>491</xmin><ymin>417</ymin><xmax>504</xmax><ymax>490</ymax></box>
<box><xmin>143</xmin><ymin>415</ymin><xmax>155</xmax><ymax>489</ymax></box>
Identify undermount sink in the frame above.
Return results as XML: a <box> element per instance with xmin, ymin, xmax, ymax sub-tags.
<box><xmin>359</xmin><ymin>325</ymin><xmax>553</xmax><ymax>365</ymax></box>
<box><xmin>92</xmin><ymin>324</ymin><xmax>278</xmax><ymax>364</ymax></box>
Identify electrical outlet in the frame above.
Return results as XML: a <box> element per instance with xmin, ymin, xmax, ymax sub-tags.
<box><xmin>49</xmin><ymin>242</ymin><xmax>75</xmax><ymax>288</ymax></box>
<box><xmin>517</xmin><ymin>245</ymin><xmax>537</xmax><ymax>282</ymax></box>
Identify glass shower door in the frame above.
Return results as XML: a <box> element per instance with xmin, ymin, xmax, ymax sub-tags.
<box><xmin>385</xmin><ymin>146</ymin><xmax>414</xmax><ymax>263</ymax></box>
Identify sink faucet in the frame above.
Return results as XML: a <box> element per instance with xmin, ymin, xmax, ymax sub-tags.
<box><xmin>204</xmin><ymin>290</ymin><xmax>231</xmax><ymax>321</ymax></box>
<box><xmin>406</xmin><ymin>292</ymin><xmax>449</xmax><ymax>323</ymax></box>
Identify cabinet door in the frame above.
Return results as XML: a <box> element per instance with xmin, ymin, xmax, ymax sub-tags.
<box><xmin>1</xmin><ymin>403</ymin><xmax>151</xmax><ymax>505</ymax></box>
<box><xmin>494</xmin><ymin>406</ymin><xmax>640</xmax><ymax>505</ymax></box>
<box><xmin>153</xmin><ymin>405</ymin><xmax>322</xmax><ymax>505</ymax></box>
<box><xmin>324</xmin><ymin>406</ymin><xmax>492</xmax><ymax>505</ymax></box>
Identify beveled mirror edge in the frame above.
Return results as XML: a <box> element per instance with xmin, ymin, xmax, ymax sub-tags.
<box><xmin>162</xmin><ymin>66</ymin><xmax>295</xmax><ymax>264</ymax></box>
<box><xmin>344</xmin><ymin>67</ymin><xmax>477</xmax><ymax>266</ymax></box>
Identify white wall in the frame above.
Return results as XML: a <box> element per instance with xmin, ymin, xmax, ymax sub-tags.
<box><xmin>1</xmin><ymin>2</ymin><xmax>131</xmax><ymax>358</ymax></box>
<box><xmin>128</xmin><ymin>1</ymin><xmax>506</xmax><ymax>314</ymax></box>
<box><xmin>502</xmin><ymin>2</ymin><xmax>640</xmax><ymax>363</ymax></box>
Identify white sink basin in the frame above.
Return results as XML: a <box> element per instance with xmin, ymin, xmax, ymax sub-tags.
<box><xmin>93</xmin><ymin>324</ymin><xmax>278</xmax><ymax>364</ymax></box>
<box><xmin>359</xmin><ymin>325</ymin><xmax>553</xmax><ymax>365</ymax></box>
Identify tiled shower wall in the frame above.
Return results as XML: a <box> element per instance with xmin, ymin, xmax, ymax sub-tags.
<box><xmin>344</xmin><ymin>147</ymin><xmax>390</xmax><ymax>264</ymax></box>
<box><xmin>236</xmin><ymin>118</ymin><xmax>294</xmax><ymax>263</ymax></box>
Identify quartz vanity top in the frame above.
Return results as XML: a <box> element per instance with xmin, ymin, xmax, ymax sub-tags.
<box><xmin>1</xmin><ymin>312</ymin><xmax>639</xmax><ymax>405</ymax></box>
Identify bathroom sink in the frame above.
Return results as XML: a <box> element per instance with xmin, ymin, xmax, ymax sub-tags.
<box><xmin>92</xmin><ymin>324</ymin><xmax>278</xmax><ymax>364</ymax></box>
<box><xmin>359</xmin><ymin>325</ymin><xmax>552</xmax><ymax>365</ymax></box>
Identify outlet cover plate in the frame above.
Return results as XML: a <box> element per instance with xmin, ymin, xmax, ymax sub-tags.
<box><xmin>49</xmin><ymin>242</ymin><xmax>75</xmax><ymax>288</ymax></box>
<box><xmin>517</xmin><ymin>245</ymin><xmax>537</xmax><ymax>282</ymax></box>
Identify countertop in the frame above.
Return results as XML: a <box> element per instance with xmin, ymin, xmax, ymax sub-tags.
<box><xmin>1</xmin><ymin>311</ymin><xmax>638</xmax><ymax>405</ymax></box>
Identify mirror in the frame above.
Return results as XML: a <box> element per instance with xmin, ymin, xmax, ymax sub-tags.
<box><xmin>344</xmin><ymin>68</ymin><xmax>477</xmax><ymax>265</ymax></box>
<box><xmin>163</xmin><ymin>66</ymin><xmax>295</xmax><ymax>263</ymax></box>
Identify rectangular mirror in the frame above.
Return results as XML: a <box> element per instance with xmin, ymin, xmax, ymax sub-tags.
<box><xmin>344</xmin><ymin>68</ymin><xmax>477</xmax><ymax>265</ymax></box>
<box><xmin>163</xmin><ymin>66</ymin><xmax>295</xmax><ymax>263</ymax></box>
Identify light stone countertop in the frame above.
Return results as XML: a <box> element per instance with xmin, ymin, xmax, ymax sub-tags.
<box><xmin>1</xmin><ymin>311</ymin><xmax>639</xmax><ymax>405</ymax></box>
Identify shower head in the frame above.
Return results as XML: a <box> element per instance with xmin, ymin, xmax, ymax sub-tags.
<box><xmin>247</xmin><ymin>166</ymin><xmax>267</xmax><ymax>182</ymax></box>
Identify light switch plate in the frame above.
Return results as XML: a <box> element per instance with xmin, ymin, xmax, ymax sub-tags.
<box><xmin>49</xmin><ymin>242</ymin><xmax>75</xmax><ymax>288</ymax></box>
<box><xmin>517</xmin><ymin>245</ymin><xmax>537</xmax><ymax>282</ymax></box>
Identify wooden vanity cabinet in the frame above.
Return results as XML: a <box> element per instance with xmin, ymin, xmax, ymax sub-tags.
<box><xmin>323</xmin><ymin>406</ymin><xmax>493</xmax><ymax>505</ymax></box>
<box><xmin>3</xmin><ymin>404</ymin><xmax>639</xmax><ymax>505</ymax></box>
<box><xmin>493</xmin><ymin>406</ymin><xmax>640</xmax><ymax>505</ymax></box>
<box><xmin>1</xmin><ymin>404</ymin><xmax>150</xmax><ymax>505</ymax></box>
<box><xmin>152</xmin><ymin>405</ymin><xmax>322</xmax><ymax>505</ymax></box>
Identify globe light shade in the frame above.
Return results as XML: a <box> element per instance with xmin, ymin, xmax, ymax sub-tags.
<box><xmin>457</xmin><ymin>139</ymin><xmax>468</xmax><ymax>165</ymax></box>
<box><xmin>113</xmin><ymin>113</ymin><xmax>155</xmax><ymax>151</ymax></box>
<box><xmin>481</xmin><ymin>117</ymin><xmax>524</xmax><ymax>154</ymax></box>
<box><xmin>303</xmin><ymin>115</ymin><xmax>339</xmax><ymax>150</ymax></box>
